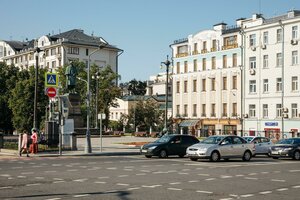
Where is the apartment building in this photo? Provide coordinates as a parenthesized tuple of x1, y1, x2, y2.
(0, 29, 122, 76)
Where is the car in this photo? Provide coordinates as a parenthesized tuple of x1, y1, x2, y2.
(270, 138, 300, 160)
(186, 135, 255, 162)
(243, 136, 273, 156)
(140, 134, 199, 158)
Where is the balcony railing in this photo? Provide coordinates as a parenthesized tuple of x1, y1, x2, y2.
(232, 113, 238, 117)
(201, 49, 208, 54)
(192, 50, 199, 55)
(176, 53, 188, 58)
(210, 47, 217, 52)
(211, 113, 216, 117)
(222, 113, 228, 117)
(222, 43, 238, 50)
(201, 113, 206, 117)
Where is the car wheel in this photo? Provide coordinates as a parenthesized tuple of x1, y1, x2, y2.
(272, 157, 279, 159)
(210, 151, 220, 162)
(242, 151, 252, 161)
(190, 158, 198, 161)
(293, 151, 300, 160)
(159, 149, 168, 158)
(145, 155, 152, 158)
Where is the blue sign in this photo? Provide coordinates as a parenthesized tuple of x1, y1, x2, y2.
(45, 73, 58, 87)
(265, 122, 278, 126)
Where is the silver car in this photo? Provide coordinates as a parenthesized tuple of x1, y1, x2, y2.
(186, 135, 255, 162)
(243, 136, 273, 156)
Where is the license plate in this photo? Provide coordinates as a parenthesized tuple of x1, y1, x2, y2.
(272, 151, 279, 155)
(141, 150, 147, 153)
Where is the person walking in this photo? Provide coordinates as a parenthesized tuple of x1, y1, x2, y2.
(19, 130, 29, 157)
(31, 129, 38, 154)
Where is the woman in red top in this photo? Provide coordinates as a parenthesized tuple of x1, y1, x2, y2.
(31, 129, 38, 154)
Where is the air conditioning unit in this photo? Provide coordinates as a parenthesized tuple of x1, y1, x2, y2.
(261, 44, 266, 49)
(243, 114, 249, 118)
(251, 46, 256, 51)
(283, 107, 289, 113)
(249, 69, 256, 75)
(282, 113, 289, 118)
(291, 39, 298, 45)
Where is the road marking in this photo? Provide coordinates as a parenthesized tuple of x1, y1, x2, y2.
(289, 169, 300, 172)
(259, 191, 272, 195)
(26, 183, 41, 186)
(169, 182, 181, 185)
(127, 187, 140, 190)
(0, 174, 11, 177)
(271, 179, 286, 182)
(0, 186, 13, 189)
(292, 185, 300, 188)
(220, 198, 233, 200)
(35, 177, 45, 179)
(106, 167, 117, 170)
(45, 198, 61, 200)
(53, 178, 64, 181)
(45, 171, 57, 173)
(220, 175, 232, 179)
(205, 178, 216, 181)
(136, 173, 146, 176)
(53, 181, 65, 184)
(188, 180, 199, 183)
(118, 175, 129, 177)
(261, 172, 269, 174)
(244, 177, 258, 180)
(197, 190, 213, 194)
(117, 183, 130, 186)
(182, 169, 191, 171)
(12, 167, 23, 169)
(52, 164, 62, 166)
(178, 172, 189, 175)
(248, 173, 257, 176)
(235, 174, 244, 177)
(276, 188, 288, 191)
(17, 176, 26, 178)
(73, 194, 90, 198)
(21, 172, 34, 175)
(168, 188, 182, 191)
(98, 176, 109, 179)
(198, 173, 210, 176)
(240, 194, 254, 197)
(94, 181, 106, 184)
(142, 185, 162, 188)
(73, 178, 88, 182)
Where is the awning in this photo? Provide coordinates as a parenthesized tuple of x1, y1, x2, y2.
(179, 120, 199, 127)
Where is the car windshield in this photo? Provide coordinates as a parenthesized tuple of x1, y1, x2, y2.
(243, 137, 254, 142)
(155, 135, 171, 143)
(201, 136, 225, 144)
(277, 139, 296, 145)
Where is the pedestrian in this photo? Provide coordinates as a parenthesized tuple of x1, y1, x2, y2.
(19, 130, 30, 157)
(31, 129, 38, 154)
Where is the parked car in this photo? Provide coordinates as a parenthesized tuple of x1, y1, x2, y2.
(140, 134, 199, 158)
(270, 138, 300, 160)
(186, 135, 255, 162)
(243, 136, 273, 156)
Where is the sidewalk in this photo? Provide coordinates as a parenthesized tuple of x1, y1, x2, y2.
(0, 136, 156, 157)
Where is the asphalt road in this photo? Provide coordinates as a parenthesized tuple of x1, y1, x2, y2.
(0, 155, 300, 200)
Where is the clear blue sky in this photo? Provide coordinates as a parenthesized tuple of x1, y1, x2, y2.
(0, 0, 299, 82)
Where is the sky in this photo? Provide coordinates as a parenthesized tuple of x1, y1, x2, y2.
(0, 0, 299, 83)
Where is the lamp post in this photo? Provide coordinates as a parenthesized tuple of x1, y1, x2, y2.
(161, 56, 171, 133)
(92, 71, 100, 129)
(33, 46, 41, 130)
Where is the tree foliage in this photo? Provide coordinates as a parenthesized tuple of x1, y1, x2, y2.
(120, 79, 147, 96)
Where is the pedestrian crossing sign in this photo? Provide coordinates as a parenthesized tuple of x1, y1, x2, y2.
(45, 73, 59, 87)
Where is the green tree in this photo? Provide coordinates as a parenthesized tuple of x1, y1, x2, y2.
(127, 79, 147, 95)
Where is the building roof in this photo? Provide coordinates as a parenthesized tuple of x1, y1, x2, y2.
(4, 40, 33, 51)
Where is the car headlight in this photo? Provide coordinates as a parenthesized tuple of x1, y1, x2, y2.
(148, 146, 157, 150)
(284, 147, 293, 151)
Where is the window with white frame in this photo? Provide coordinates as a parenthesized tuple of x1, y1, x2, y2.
(276, 78, 282, 92)
(249, 104, 256, 118)
(193, 79, 197, 92)
(249, 80, 256, 93)
(292, 76, 298, 91)
(202, 104, 206, 117)
(276, 104, 282, 117)
(263, 55, 268, 68)
(184, 104, 188, 116)
(263, 104, 268, 118)
(249, 57, 256, 69)
(292, 50, 298, 65)
(292, 26, 298, 40)
(193, 104, 197, 117)
(176, 105, 180, 116)
(263, 31, 268, 44)
(184, 80, 188, 93)
(176, 62, 180, 74)
(291, 103, 298, 118)
(249, 34, 256, 46)
(263, 79, 269, 93)
(67, 47, 79, 55)
(276, 53, 282, 67)
(277, 29, 282, 43)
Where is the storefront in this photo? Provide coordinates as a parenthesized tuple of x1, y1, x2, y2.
(178, 119, 200, 136)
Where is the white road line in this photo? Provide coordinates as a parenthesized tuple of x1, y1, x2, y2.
(52, 164, 62, 166)
(106, 167, 117, 170)
(117, 183, 130, 186)
(168, 188, 182, 191)
(98, 176, 109, 179)
(35, 177, 45, 179)
(244, 177, 258, 180)
(26, 183, 41, 186)
(73, 178, 88, 182)
(205, 178, 216, 181)
(197, 190, 213, 194)
(178, 172, 189, 175)
(94, 181, 106, 184)
(127, 187, 140, 191)
(169, 182, 181, 185)
(0, 186, 13, 189)
(235, 175, 244, 177)
(220, 198, 233, 200)
(53, 181, 65, 184)
(289, 169, 300, 172)
(118, 175, 129, 177)
(17, 176, 26, 178)
(292, 185, 300, 188)
(240, 194, 254, 197)
(136, 173, 146, 176)
(142, 185, 162, 188)
(45, 171, 56, 173)
(271, 179, 286, 182)
(259, 191, 272, 195)
(182, 169, 191, 171)
(73, 194, 90, 198)
(276, 188, 288, 191)
(45, 198, 61, 200)
(53, 178, 64, 181)
(198, 173, 210, 176)
(0, 174, 10, 177)
(21, 172, 34, 175)
(261, 172, 269, 174)
(12, 167, 23, 169)
(220, 175, 232, 179)
(248, 173, 257, 176)
(188, 180, 199, 183)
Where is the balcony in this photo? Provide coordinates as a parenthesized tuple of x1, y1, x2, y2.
(201, 49, 208, 54)
(211, 113, 216, 117)
(176, 53, 188, 58)
(192, 50, 199, 55)
(210, 47, 217, 52)
(222, 43, 238, 50)
(222, 113, 228, 117)
(201, 113, 206, 117)
(231, 113, 238, 117)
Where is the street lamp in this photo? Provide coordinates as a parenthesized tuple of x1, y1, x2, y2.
(33, 46, 41, 130)
(92, 71, 101, 129)
(161, 56, 171, 133)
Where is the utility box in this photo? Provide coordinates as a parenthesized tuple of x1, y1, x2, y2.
(45, 121, 59, 147)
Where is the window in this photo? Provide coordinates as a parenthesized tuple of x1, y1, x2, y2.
(276, 53, 282, 67)
(249, 104, 256, 118)
(194, 43, 198, 52)
(232, 53, 237, 67)
(292, 26, 298, 40)
(276, 78, 282, 92)
(51, 48, 56, 56)
(202, 79, 206, 91)
(211, 104, 216, 117)
(223, 77, 227, 90)
(276, 104, 282, 117)
(176, 62, 180, 74)
(193, 59, 197, 72)
(184, 81, 188, 93)
(232, 103, 237, 116)
(223, 55, 227, 68)
(57, 47, 61, 54)
(263, 55, 268, 68)
(292, 51, 298, 65)
(184, 104, 188, 117)
(212, 39, 217, 51)
(211, 56, 216, 69)
(249, 80, 256, 93)
(263, 104, 268, 118)
(176, 81, 180, 93)
(176, 105, 180, 116)
(202, 58, 206, 71)
(232, 76, 237, 89)
(86, 49, 89, 56)
(202, 104, 206, 117)
(249, 34, 256, 46)
(184, 61, 188, 73)
(249, 57, 256, 69)
(192, 80, 197, 92)
(292, 103, 298, 118)
(52, 61, 56, 68)
(277, 29, 283, 43)
(203, 41, 207, 51)
(67, 47, 79, 55)
(193, 104, 197, 117)
(263, 31, 268, 44)
(222, 103, 227, 117)
(211, 78, 216, 91)
(292, 76, 298, 91)
(263, 79, 269, 93)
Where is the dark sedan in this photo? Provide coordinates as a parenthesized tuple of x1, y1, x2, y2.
(270, 138, 300, 160)
(140, 134, 199, 158)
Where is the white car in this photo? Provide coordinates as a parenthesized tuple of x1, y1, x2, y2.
(186, 135, 255, 162)
(243, 136, 273, 156)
